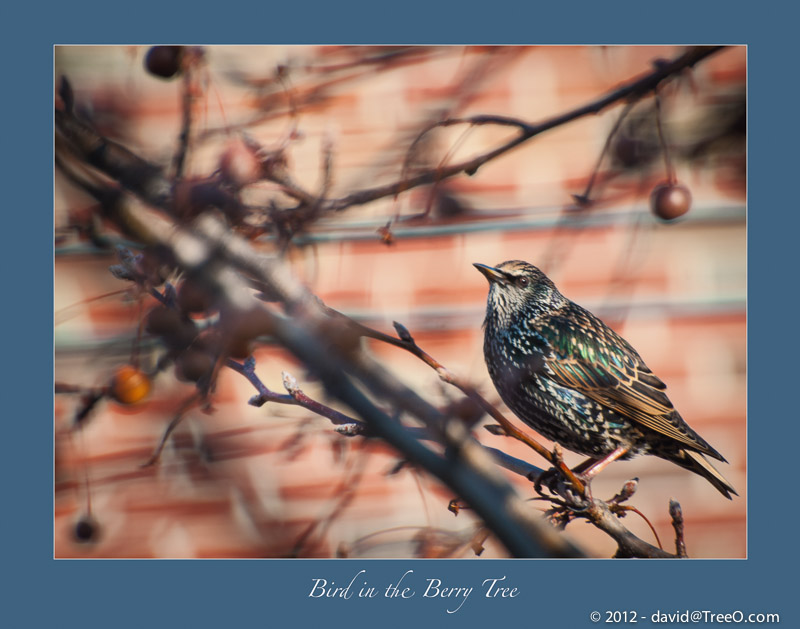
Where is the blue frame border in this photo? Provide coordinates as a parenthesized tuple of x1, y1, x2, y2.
(8, 1, 795, 626)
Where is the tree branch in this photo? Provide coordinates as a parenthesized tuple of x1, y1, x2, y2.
(323, 46, 725, 214)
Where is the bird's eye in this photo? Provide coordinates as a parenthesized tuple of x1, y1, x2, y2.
(518, 277, 529, 288)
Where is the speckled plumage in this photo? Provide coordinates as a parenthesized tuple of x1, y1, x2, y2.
(476, 260, 736, 499)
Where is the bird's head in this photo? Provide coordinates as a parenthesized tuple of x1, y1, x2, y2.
(474, 260, 565, 327)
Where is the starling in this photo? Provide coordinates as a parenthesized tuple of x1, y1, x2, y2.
(475, 260, 736, 499)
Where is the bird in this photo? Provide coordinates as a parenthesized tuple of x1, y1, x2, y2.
(475, 260, 737, 499)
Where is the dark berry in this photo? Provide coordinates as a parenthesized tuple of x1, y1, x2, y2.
(145, 305, 183, 336)
(145, 305, 198, 350)
(145, 46, 183, 79)
(220, 307, 274, 358)
(175, 348, 215, 383)
(137, 249, 170, 287)
(650, 182, 692, 221)
(73, 515, 100, 544)
(177, 277, 214, 314)
(613, 136, 642, 168)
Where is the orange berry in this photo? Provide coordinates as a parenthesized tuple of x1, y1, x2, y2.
(111, 365, 151, 405)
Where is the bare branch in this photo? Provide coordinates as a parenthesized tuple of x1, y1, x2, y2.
(323, 46, 725, 214)
(142, 392, 203, 467)
(595, 498, 676, 559)
(281, 370, 369, 433)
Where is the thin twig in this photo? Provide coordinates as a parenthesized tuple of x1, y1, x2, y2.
(654, 89, 676, 183)
(591, 497, 676, 558)
(281, 370, 368, 432)
(290, 450, 371, 556)
(142, 392, 202, 467)
(610, 504, 663, 550)
(225, 358, 369, 433)
(574, 99, 638, 205)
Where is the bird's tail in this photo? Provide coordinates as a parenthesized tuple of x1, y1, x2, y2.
(671, 449, 738, 499)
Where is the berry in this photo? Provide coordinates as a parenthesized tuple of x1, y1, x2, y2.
(613, 136, 645, 168)
(177, 278, 214, 314)
(145, 46, 183, 79)
(137, 249, 170, 287)
(111, 365, 151, 404)
(144, 305, 198, 350)
(145, 305, 183, 336)
(175, 348, 215, 383)
(220, 307, 274, 359)
(650, 182, 692, 221)
(73, 515, 100, 544)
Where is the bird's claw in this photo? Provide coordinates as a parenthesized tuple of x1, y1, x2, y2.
(533, 467, 561, 496)
(534, 466, 592, 510)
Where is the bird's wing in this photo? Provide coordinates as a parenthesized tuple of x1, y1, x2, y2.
(539, 308, 722, 459)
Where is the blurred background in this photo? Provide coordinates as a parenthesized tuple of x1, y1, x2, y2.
(55, 45, 746, 558)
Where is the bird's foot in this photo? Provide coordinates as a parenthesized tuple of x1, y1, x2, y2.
(539, 472, 593, 529)
(534, 466, 593, 511)
(533, 443, 593, 509)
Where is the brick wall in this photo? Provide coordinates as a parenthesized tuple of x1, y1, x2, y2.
(55, 45, 746, 558)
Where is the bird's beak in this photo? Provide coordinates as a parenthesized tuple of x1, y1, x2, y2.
(473, 263, 506, 285)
